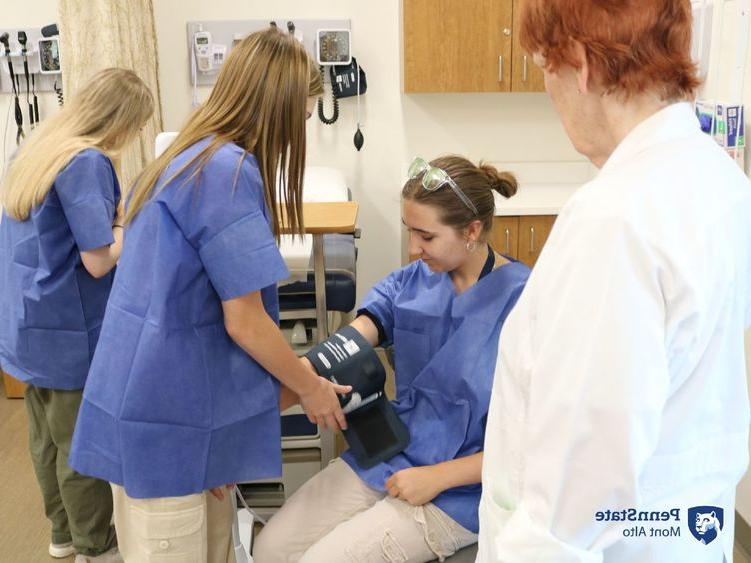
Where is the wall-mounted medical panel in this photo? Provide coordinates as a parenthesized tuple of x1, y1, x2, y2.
(0, 27, 62, 94)
(186, 19, 351, 87)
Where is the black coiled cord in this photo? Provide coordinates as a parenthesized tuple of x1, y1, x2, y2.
(53, 80, 64, 106)
(317, 66, 338, 125)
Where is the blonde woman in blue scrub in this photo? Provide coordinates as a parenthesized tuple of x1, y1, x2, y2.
(69, 28, 350, 562)
(0, 68, 154, 562)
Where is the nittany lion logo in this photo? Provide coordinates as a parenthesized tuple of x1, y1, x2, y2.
(688, 506, 724, 545)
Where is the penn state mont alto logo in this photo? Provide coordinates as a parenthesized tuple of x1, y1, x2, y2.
(687, 506, 723, 545)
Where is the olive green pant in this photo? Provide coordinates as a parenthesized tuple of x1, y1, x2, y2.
(25, 385, 117, 556)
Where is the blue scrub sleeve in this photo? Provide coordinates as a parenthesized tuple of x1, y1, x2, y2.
(56, 150, 117, 252)
(358, 268, 406, 347)
(194, 158, 289, 301)
(199, 210, 289, 300)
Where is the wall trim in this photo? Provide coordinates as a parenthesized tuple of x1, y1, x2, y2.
(737, 511, 751, 554)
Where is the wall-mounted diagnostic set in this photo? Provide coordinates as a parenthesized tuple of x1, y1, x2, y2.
(187, 19, 367, 151)
(1, 23, 63, 145)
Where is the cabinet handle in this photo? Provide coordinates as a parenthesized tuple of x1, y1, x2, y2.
(498, 56, 504, 82)
(504, 228, 510, 254)
(503, 28, 512, 36)
(529, 226, 536, 252)
(523, 55, 528, 82)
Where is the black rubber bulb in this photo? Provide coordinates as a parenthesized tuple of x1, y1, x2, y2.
(354, 126, 364, 151)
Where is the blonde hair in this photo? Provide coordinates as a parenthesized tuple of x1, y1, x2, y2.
(1, 68, 154, 220)
(125, 27, 324, 238)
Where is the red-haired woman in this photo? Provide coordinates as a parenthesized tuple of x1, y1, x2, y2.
(479, 1, 751, 561)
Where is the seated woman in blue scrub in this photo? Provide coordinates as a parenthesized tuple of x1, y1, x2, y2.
(0, 68, 153, 561)
(255, 156, 531, 563)
(68, 28, 350, 563)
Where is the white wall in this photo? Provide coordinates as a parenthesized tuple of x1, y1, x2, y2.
(742, 4, 751, 527)
(0, 0, 59, 174)
(152, 0, 582, 300)
(1, 1, 583, 298)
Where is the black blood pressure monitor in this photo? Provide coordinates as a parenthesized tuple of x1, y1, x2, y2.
(305, 326, 410, 468)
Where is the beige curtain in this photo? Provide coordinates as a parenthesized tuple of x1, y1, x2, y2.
(58, 0, 164, 191)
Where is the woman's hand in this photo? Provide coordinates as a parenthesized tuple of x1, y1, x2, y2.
(385, 466, 446, 506)
(222, 293, 351, 431)
(209, 484, 235, 501)
(298, 375, 351, 432)
(277, 357, 319, 411)
(80, 200, 125, 277)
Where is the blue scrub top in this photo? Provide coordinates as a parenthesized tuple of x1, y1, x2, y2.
(343, 257, 530, 532)
(0, 149, 119, 390)
(69, 139, 290, 499)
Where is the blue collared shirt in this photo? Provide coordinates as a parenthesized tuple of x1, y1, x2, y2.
(70, 140, 290, 498)
(0, 149, 119, 390)
(345, 257, 530, 532)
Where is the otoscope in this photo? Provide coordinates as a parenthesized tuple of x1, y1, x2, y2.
(0, 32, 24, 143)
(17, 31, 35, 130)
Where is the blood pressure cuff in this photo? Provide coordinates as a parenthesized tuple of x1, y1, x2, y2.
(304, 326, 410, 469)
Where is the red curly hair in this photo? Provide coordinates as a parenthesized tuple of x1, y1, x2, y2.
(520, 0, 701, 100)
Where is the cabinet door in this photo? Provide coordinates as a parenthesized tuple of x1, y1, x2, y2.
(490, 216, 519, 258)
(510, 0, 546, 92)
(517, 215, 555, 267)
(403, 0, 513, 92)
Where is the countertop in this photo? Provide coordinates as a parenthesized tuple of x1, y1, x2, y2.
(494, 183, 583, 216)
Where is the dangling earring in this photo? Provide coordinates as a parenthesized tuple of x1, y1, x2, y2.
(466, 240, 477, 252)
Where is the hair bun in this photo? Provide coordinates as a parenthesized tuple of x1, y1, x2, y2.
(479, 163, 518, 199)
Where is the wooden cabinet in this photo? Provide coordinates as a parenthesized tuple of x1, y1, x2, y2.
(489, 216, 519, 259)
(403, 0, 545, 93)
(408, 215, 556, 267)
(510, 0, 545, 92)
(516, 215, 555, 266)
(491, 215, 556, 267)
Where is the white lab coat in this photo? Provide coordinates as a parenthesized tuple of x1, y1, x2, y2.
(478, 103, 751, 562)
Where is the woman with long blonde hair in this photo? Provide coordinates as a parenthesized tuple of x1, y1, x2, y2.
(0, 67, 154, 562)
(69, 28, 349, 562)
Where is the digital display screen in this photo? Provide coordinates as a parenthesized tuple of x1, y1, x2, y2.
(39, 39, 60, 72)
(196, 36, 208, 45)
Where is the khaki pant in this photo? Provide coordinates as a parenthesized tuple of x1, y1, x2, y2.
(25, 385, 117, 556)
(111, 484, 236, 563)
(253, 458, 477, 563)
